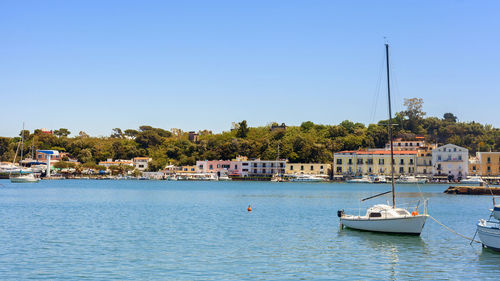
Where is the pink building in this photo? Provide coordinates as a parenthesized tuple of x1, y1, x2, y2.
(196, 160, 235, 176)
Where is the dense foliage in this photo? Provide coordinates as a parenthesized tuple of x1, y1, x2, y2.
(1, 99, 499, 171)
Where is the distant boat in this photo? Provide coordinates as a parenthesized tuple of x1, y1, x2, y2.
(218, 175, 231, 181)
(289, 174, 325, 182)
(338, 43, 429, 235)
(10, 173, 40, 183)
(373, 175, 387, 184)
(461, 176, 484, 185)
(346, 175, 373, 183)
(395, 175, 427, 184)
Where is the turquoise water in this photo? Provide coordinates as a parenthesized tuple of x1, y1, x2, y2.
(1, 180, 499, 280)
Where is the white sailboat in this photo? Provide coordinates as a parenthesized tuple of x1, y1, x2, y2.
(477, 197, 500, 251)
(338, 43, 428, 235)
(9, 123, 41, 183)
(271, 144, 283, 182)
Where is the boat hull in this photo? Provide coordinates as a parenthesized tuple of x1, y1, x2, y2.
(341, 215, 428, 235)
(10, 178, 40, 183)
(477, 220, 500, 251)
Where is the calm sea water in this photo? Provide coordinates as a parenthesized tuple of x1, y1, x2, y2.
(0, 179, 499, 280)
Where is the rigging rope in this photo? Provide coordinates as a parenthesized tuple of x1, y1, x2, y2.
(428, 215, 481, 244)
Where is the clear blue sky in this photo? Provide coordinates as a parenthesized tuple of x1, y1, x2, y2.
(1, 0, 499, 137)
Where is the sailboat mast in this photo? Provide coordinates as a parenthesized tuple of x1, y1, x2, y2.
(385, 44, 396, 208)
(20, 122, 24, 164)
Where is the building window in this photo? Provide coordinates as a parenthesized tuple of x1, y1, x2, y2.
(379, 159, 384, 165)
(271, 163, 274, 167)
(253, 169, 257, 173)
(399, 167, 404, 173)
(487, 157, 491, 164)
(357, 159, 363, 164)
(423, 169, 427, 174)
(310, 165, 314, 171)
(409, 159, 413, 165)
(243, 169, 248, 172)
(243, 163, 248, 166)
(253, 163, 257, 167)
(209, 165, 213, 169)
(320, 165, 324, 169)
(280, 163, 284, 167)
(337, 159, 342, 165)
(290, 165, 294, 170)
(262, 169, 266, 173)
(262, 163, 266, 167)
(337, 167, 342, 173)
(400, 159, 404, 165)
(301, 165, 304, 171)
(348, 159, 352, 165)
(438, 156, 442, 161)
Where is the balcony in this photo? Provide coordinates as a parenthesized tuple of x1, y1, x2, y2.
(437, 159, 463, 162)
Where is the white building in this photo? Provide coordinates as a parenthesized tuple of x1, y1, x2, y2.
(432, 144, 468, 180)
(133, 157, 152, 171)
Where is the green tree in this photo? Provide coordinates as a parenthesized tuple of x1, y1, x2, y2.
(402, 98, 425, 131)
(54, 128, 71, 137)
(443, 113, 457, 123)
(236, 120, 249, 138)
(111, 128, 123, 138)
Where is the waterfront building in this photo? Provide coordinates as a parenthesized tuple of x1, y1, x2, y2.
(469, 152, 500, 176)
(133, 157, 152, 171)
(285, 163, 330, 175)
(334, 149, 417, 177)
(178, 165, 197, 174)
(226, 156, 286, 178)
(36, 150, 65, 163)
(432, 144, 468, 180)
(196, 160, 233, 176)
(416, 143, 437, 178)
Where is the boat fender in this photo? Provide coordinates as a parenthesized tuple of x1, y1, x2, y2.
(411, 211, 418, 216)
(337, 209, 344, 218)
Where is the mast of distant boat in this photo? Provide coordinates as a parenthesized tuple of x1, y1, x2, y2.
(385, 43, 396, 209)
(20, 122, 24, 166)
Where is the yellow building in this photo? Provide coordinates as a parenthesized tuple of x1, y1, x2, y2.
(415, 144, 436, 177)
(285, 163, 331, 175)
(334, 149, 417, 176)
(469, 152, 500, 176)
(177, 165, 197, 174)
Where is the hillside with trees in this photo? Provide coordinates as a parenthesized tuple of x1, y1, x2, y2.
(1, 99, 498, 171)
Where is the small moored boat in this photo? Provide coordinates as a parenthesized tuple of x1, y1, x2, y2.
(477, 219, 500, 251)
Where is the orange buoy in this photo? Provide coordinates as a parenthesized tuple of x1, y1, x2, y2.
(247, 204, 252, 212)
(412, 211, 418, 216)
